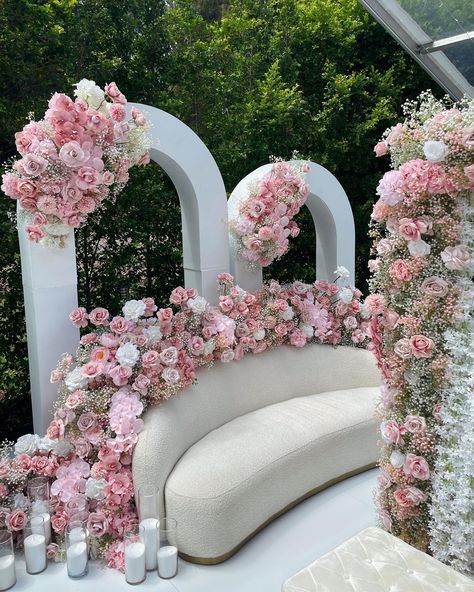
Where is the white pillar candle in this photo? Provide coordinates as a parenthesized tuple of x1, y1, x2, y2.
(124, 542, 146, 585)
(66, 541, 88, 578)
(37, 513, 51, 544)
(0, 555, 16, 591)
(24, 534, 46, 574)
(139, 518, 158, 571)
(68, 527, 87, 545)
(157, 546, 178, 579)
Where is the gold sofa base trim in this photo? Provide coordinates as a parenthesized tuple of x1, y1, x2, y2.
(179, 462, 377, 565)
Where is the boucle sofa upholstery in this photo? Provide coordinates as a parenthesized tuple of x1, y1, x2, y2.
(133, 344, 380, 563)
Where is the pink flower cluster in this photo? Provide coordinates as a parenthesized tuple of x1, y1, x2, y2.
(367, 94, 473, 552)
(2, 79, 150, 246)
(230, 161, 310, 267)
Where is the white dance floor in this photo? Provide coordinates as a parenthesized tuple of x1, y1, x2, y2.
(13, 469, 377, 592)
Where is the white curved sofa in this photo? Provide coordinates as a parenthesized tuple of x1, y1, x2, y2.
(132, 343, 380, 564)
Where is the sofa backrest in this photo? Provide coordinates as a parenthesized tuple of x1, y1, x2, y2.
(132, 343, 380, 513)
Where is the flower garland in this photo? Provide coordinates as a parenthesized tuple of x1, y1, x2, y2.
(367, 92, 473, 561)
(0, 273, 370, 569)
(1, 79, 151, 247)
(229, 161, 310, 267)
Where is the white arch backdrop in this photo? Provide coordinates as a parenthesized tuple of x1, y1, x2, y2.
(19, 104, 229, 434)
(228, 161, 355, 292)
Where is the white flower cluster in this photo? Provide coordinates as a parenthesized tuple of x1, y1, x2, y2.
(429, 200, 474, 575)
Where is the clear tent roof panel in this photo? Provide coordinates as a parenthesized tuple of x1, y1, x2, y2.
(359, 0, 474, 100)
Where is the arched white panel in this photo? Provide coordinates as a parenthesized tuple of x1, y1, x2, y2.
(228, 160, 355, 291)
(19, 104, 229, 434)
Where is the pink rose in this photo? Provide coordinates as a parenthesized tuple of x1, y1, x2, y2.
(76, 166, 100, 190)
(110, 316, 129, 334)
(289, 329, 306, 348)
(47, 543, 60, 560)
(77, 412, 97, 432)
(89, 307, 109, 326)
(170, 287, 188, 305)
(25, 225, 45, 242)
(157, 308, 173, 323)
(219, 296, 234, 313)
(403, 453, 430, 481)
(0, 484, 8, 497)
(441, 245, 470, 271)
(47, 419, 65, 440)
(51, 509, 69, 534)
(87, 511, 109, 538)
(410, 334, 434, 359)
(6, 509, 26, 532)
(81, 361, 103, 379)
(105, 82, 126, 104)
(189, 336, 204, 355)
(74, 437, 92, 458)
(433, 403, 444, 422)
(374, 141, 388, 157)
(404, 415, 426, 434)
(274, 323, 288, 337)
(132, 374, 150, 395)
(69, 307, 88, 328)
(131, 107, 146, 127)
(220, 349, 235, 363)
(398, 218, 420, 242)
(421, 276, 449, 298)
(59, 141, 88, 168)
(66, 390, 86, 410)
(380, 420, 405, 445)
(19, 153, 48, 176)
(141, 350, 160, 368)
(394, 486, 427, 508)
(394, 338, 411, 359)
(382, 308, 399, 330)
(109, 365, 132, 386)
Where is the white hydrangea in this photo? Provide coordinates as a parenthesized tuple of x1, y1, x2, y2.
(302, 325, 314, 338)
(14, 493, 29, 510)
(390, 450, 405, 468)
(408, 239, 431, 257)
(423, 140, 448, 162)
(37, 437, 55, 454)
(50, 439, 73, 457)
(143, 326, 162, 345)
(281, 306, 295, 321)
(65, 367, 88, 392)
(253, 329, 265, 341)
(203, 338, 216, 356)
(86, 478, 107, 501)
(74, 79, 105, 110)
(14, 434, 40, 456)
(339, 287, 353, 304)
(359, 303, 371, 320)
(116, 342, 140, 367)
(122, 299, 146, 321)
(188, 296, 208, 315)
(334, 266, 350, 279)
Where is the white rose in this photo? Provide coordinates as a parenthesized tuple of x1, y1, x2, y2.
(334, 266, 350, 279)
(13, 493, 29, 510)
(376, 239, 393, 256)
(73, 79, 105, 110)
(143, 326, 162, 345)
(302, 325, 314, 338)
(203, 338, 216, 355)
(359, 303, 371, 320)
(50, 439, 73, 457)
(116, 342, 140, 367)
(281, 306, 294, 321)
(14, 434, 40, 456)
(162, 367, 180, 384)
(65, 367, 88, 392)
(122, 299, 146, 321)
(253, 329, 266, 341)
(390, 450, 405, 468)
(85, 478, 107, 501)
(423, 140, 448, 162)
(339, 287, 353, 304)
(408, 239, 431, 257)
(188, 296, 208, 315)
(37, 437, 55, 454)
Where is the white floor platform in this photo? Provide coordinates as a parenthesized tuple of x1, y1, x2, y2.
(12, 469, 378, 592)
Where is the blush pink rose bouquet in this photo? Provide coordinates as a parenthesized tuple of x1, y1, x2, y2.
(229, 160, 310, 268)
(2, 79, 150, 247)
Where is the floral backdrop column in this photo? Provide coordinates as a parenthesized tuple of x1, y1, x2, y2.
(367, 92, 474, 573)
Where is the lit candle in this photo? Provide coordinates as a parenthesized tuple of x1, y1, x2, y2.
(66, 542, 88, 578)
(157, 546, 178, 579)
(139, 518, 158, 571)
(0, 555, 16, 591)
(124, 541, 146, 585)
(24, 534, 46, 574)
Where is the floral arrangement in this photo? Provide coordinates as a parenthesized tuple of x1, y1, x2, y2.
(368, 91, 473, 571)
(1, 79, 150, 247)
(0, 272, 370, 569)
(229, 161, 310, 267)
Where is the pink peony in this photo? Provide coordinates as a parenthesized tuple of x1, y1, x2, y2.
(409, 334, 434, 359)
(364, 294, 386, 316)
(389, 260, 412, 284)
(376, 170, 404, 205)
(289, 329, 306, 348)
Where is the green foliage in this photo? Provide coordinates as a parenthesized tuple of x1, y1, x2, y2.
(0, 0, 437, 439)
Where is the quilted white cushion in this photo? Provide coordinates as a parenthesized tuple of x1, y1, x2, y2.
(165, 386, 379, 560)
(282, 526, 474, 591)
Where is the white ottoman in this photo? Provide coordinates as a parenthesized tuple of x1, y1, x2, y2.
(282, 527, 474, 591)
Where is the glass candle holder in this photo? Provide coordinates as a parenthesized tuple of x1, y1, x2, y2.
(24, 514, 47, 575)
(66, 522, 88, 578)
(137, 486, 159, 571)
(27, 477, 51, 544)
(0, 531, 16, 591)
(124, 524, 146, 585)
(157, 518, 178, 579)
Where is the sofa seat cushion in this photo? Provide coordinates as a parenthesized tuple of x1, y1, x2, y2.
(165, 386, 379, 562)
